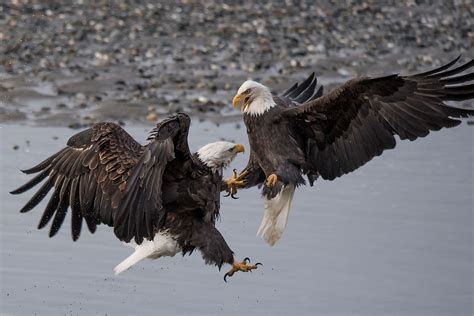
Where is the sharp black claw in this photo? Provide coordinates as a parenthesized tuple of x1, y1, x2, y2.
(231, 192, 239, 199)
(224, 273, 230, 283)
(243, 257, 250, 264)
(255, 262, 262, 266)
(224, 191, 230, 197)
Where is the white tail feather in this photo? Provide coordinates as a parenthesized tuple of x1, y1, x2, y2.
(113, 232, 180, 275)
(114, 240, 156, 275)
(257, 184, 295, 246)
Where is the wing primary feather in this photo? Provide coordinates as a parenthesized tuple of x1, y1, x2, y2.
(427, 59, 474, 79)
(49, 179, 71, 237)
(294, 77, 318, 103)
(411, 55, 461, 77)
(18, 179, 54, 213)
(20, 149, 65, 174)
(312, 86, 324, 100)
(93, 182, 104, 215)
(440, 72, 474, 84)
(134, 187, 146, 244)
(37, 186, 61, 229)
(442, 83, 474, 95)
(115, 179, 141, 242)
(99, 194, 113, 225)
(10, 167, 51, 194)
(440, 92, 474, 101)
(59, 152, 80, 174)
(69, 177, 82, 241)
(282, 82, 299, 97)
(287, 72, 315, 99)
(52, 150, 75, 173)
(85, 217, 97, 234)
(84, 174, 98, 213)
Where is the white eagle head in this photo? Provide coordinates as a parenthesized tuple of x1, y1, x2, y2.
(197, 141, 244, 172)
(232, 80, 276, 116)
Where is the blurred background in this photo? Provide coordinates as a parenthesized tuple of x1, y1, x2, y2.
(1, 0, 473, 126)
(1, 1, 473, 315)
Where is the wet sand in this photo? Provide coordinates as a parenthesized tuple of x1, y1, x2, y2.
(1, 122, 472, 315)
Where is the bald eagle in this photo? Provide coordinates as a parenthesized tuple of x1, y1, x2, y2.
(227, 56, 474, 246)
(11, 113, 260, 280)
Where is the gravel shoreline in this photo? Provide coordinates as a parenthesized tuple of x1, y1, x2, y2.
(1, 1, 473, 127)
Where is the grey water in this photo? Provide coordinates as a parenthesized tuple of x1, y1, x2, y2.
(1, 121, 472, 315)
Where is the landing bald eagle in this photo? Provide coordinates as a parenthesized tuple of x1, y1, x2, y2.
(11, 113, 260, 280)
(227, 56, 474, 246)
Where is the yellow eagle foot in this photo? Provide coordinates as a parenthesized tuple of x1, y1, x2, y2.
(224, 169, 249, 199)
(224, 257, 262, 282)
(265, 173, 278, 187)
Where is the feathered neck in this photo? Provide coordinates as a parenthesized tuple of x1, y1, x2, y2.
(198, 156, 225, 174)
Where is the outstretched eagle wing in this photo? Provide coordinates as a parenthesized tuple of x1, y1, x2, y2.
(279, 56, 474, 180)
(11, 113, 192, 244)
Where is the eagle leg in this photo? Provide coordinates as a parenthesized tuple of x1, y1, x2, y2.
(265, 173, 278, 187)
(224, 257, 262, 282)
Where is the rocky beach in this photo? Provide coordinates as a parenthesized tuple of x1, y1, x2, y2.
(1, 0, 473, 127)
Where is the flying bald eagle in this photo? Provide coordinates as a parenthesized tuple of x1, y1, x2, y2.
(227, 56, 474, 246)
(11, 113, 260, 280)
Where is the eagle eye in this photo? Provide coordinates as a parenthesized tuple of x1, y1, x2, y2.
(244, 88, 251, 94)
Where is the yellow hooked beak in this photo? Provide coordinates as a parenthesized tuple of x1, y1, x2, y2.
(232, 94, 250, 112)
(233, 144, 245, 153)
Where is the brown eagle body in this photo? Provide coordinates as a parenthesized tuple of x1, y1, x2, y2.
(10, 113, 258, 276)
(229, 56, 474, 246)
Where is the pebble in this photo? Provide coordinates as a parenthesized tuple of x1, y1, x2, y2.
(146, 112, 158, 122)
(197, 96, 208, 104)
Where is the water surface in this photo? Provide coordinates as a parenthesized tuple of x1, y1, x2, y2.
(1, 122, 472, 315)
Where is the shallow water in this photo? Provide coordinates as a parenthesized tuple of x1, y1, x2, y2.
(1, 122, 473, 315)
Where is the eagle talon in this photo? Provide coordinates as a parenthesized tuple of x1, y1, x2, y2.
(265, 173, 278, 187)
(224, 169, 248, 199)
(223, 257, 262, 282)
(237, 169, 250, 180)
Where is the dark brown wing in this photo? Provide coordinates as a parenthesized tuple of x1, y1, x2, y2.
(280, 56, 474, 180)
(10, 123, 145, 241)
(11, 114, 191, 244)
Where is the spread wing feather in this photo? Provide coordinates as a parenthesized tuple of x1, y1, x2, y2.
(281, 56, 474, 180)
(281, 72, 324, 105)
(11, 114, 193, 244)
